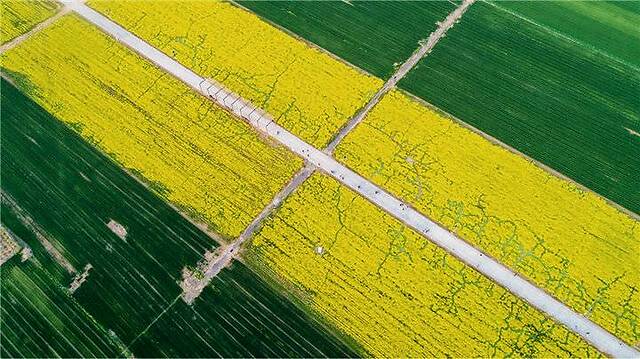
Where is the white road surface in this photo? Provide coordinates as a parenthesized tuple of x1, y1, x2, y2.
(67, 3, 638, 357)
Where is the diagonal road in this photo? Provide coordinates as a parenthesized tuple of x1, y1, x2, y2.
(60, 2, 639, 357)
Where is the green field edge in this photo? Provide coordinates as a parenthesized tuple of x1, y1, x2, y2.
(0, 75, 363, 358)
(240, 255, 368, 357)
(232, 1, 639, 218)
(397, 88, 640, 222)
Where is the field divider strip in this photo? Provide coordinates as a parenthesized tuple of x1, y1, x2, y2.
(0, 0, 77, 54)
(65, 3, 637, 356)
(324, 0, 475, 154)
(180, 164, 315, 304)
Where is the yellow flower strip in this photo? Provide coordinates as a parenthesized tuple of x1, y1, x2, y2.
(88, 0, 382, 148)
(1, 0, 58, 44)
(1, 14, 302, 239)
(335, 90, 640, 344)
(248, 173, 598, 357)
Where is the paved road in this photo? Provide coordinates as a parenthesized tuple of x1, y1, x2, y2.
(67, 3, 637, 357)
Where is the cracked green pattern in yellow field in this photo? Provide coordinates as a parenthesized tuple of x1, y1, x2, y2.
(88, 0, 382, 148)
(335, 90, 640, 345)
(248, 173, 599, 357)
(1, 14, 301, 239)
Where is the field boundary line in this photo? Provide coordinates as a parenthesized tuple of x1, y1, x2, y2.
(64, 3, 638, 356)
(232, 0, 639, 219)
(229, 1, 376, 79)
(0, 1, 73, 55)
(400, 89, 640, 221)
(325, 0, 475, 154)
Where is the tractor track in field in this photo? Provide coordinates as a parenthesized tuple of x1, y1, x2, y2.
(56, 2, 638, 356)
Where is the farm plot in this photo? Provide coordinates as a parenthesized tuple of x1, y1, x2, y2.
(494, 1, 640, 68)
(1, 77, 216, 342)
(1, 80, 358, 356)
(1, 14, 302, 239)
(2, 203, 122, 357)
(335, 90, 640, 346)
(88, 0, 382, 148)
(246, 173, 598, 357)
(0, 0, 58, 44)
(236, 1, 455, 79)
(399, 1, 640, 214)
(128, 263, 357, 358)
(1, 259, 123, 358)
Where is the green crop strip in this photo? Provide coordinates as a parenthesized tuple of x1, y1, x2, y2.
(399, 2, 640, 215)
(236, 1, 455, 79)
(0, 79, 357, 357)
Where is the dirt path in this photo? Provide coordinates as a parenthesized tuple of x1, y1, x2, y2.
(324, 0, 475, 153)
(180, 165, 314, 304)
(0, 2, 71, 54)
(64, 4, 637, 356)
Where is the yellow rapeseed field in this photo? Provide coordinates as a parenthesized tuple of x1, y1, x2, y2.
(335, 90, 640, 345)
(0, 0, 58, 44)
(1, 14, 302, 240)
(248, 173, 598, 357)
(88, 0, 382, 148)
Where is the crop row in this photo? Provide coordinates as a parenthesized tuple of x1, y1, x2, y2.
(335, 90, 640, 345)
(0, 78, 356, 357)
(399, 1, 640, 214)
(247, 173, 598, 357)
(1, 14, 302, 240)
(88, 0, 382, 149)
(236, 1, 455, 79)
(0, 0, 58, 44)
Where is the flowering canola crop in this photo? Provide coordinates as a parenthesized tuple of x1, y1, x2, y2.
(248, 173, 598, 357)
(1, 0, 58, 44)
(335, 90, 640, 345)
(1, 15, 302, 240)
(88, 0, 382, 148)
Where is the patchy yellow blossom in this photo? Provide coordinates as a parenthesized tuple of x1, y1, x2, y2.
(248, 173, 598, 357)
(88, 0, 382, 148)
(1, 14, 302, 239)
(335, 90, 640, 345)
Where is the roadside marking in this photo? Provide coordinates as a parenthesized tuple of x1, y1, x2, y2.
(64, 2, 638, 356)
(325, 0, 475, 153)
